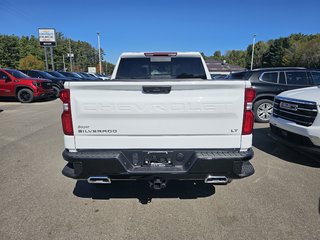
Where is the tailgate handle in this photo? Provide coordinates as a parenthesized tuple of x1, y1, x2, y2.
(142, 86, 171, 94)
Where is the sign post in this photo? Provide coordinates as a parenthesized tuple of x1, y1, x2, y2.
(38, 28, 56, 71)
(50, 47, 55, 71)
(43, 47, 49, 70)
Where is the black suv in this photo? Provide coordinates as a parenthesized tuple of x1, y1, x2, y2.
(20, 70, 65, 98)
(228, 68, 320, 122)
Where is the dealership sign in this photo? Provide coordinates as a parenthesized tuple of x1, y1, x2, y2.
(38, 28, 56, 46)
(88, 67, 96, 73)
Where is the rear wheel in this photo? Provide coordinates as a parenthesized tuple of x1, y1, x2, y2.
(254, 99, 273, 123)
(17, 88, 34, 103)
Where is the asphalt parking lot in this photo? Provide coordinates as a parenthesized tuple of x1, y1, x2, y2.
(0, 99, 319, 240)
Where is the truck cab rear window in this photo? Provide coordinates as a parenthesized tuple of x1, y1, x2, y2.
(116, 57, 206, 80)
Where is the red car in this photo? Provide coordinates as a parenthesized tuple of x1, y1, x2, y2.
(0, 69, 54, 103)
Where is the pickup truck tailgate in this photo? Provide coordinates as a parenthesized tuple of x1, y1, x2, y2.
(69, 81, 247, 149)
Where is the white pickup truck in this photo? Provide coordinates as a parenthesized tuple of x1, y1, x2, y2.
(270, 86, 320, 158)
(59, 52, 255, 189)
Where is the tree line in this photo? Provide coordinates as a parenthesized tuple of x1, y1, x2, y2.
(0, 32, 114, 74)
(1, 32, 319, 73)
(203, 33, 320, 69)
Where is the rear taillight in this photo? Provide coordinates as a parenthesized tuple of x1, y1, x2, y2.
(242, 88, 256, 135)
(59, 89, 73, 135)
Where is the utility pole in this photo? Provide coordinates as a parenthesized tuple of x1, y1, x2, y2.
(62, 55, 66, 71)
(250, 34, 256, 71)
(97, 32, 102, 74)
(69, 39, 73, 72)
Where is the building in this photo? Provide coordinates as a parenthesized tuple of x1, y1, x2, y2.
(205, 59, 246, 79)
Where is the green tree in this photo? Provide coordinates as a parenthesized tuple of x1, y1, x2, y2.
(96, 61, 115, 75)
(4, 32, 319, 72)
(0, 35, 20, 68)
(19, 54, 44, 70)
(0, 33, 113, 71)
(261, 38, 291, 67)
(51, 32, 69, 70)
(206, 33, 320, 69)
(294, 37, 320, 68)
(19, 36, 30, 59)
(19, 35, 43, 60)
(225, 50, 246, 67)
(106, 62, 115, 75)
(245, 41, 269, 68)
(211, 50, 222, 61)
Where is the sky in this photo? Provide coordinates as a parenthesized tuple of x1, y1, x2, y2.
(1, 0, 320, 63)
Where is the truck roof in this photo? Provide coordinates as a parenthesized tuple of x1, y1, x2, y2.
(120, 52, 202, 58)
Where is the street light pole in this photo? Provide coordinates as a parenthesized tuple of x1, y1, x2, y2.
(97, 32, 102, 74)
(250, 34, 256, 71)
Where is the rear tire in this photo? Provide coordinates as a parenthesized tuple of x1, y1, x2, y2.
(17, 88, 34, 103)
(254, 99, 273, 123)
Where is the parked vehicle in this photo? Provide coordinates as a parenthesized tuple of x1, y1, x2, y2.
(60, 72, 93, 81)
(228, 68, 320, 123)
(58, 71, 83, 80)
(87, 72, 110, 80)
(210, 73, 229, 80)
(21, 70, 64, 98)
(71, 72, 88, 80)
(211, 74, 228, 80)
(270, 86, 320, 159)
(45, 71, 74, 81)
(59, 52, 255, 190)
(77, 72, 100, 80)
(0, 69, 54, 103)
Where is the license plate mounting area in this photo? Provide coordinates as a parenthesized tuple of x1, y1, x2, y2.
(142, 151, 174, 167)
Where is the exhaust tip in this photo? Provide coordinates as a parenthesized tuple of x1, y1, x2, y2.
(88, 176, 111, 184)
(204, 175, 228, 184)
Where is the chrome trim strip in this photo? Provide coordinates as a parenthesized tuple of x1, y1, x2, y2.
(297, 107, 318, 112)
(273, 107, 315, 118)
(275, 96, 317, 106)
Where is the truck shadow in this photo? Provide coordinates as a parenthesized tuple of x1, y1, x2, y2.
(0, 97, 56, 103)
(253, 126, 320, 168)
(73, 180, 215, 204)
(0, 97, 17, 102)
